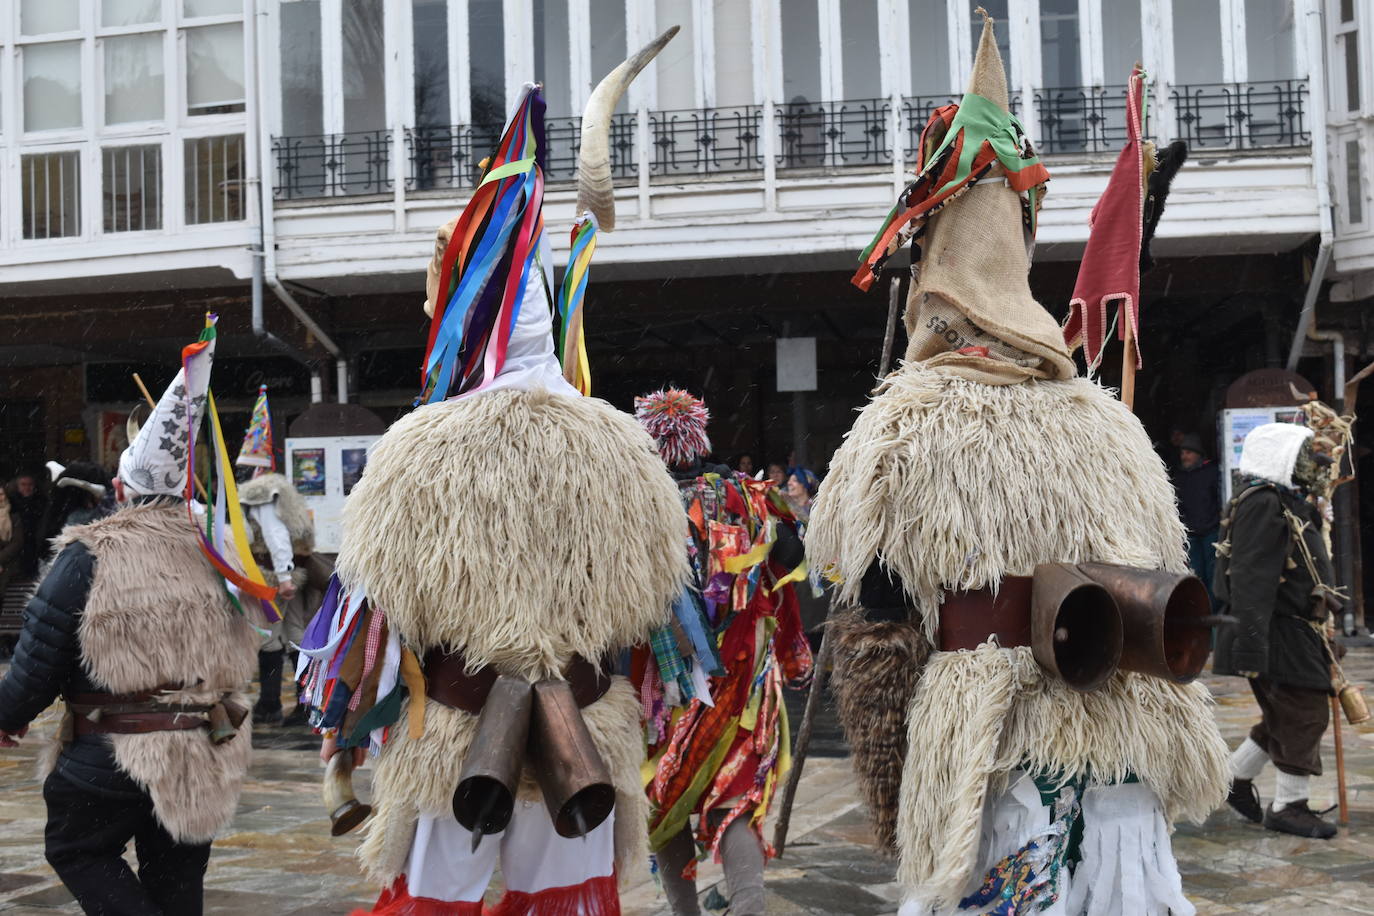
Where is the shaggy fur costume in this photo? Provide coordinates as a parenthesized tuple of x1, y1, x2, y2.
(53, 502, 259, 844)
(336, 387, 687, 888)
(239, 472, 314, 556)
(828, 613, 930, 852)
(336, 388, 688, 679)
(807, 363, 1229, 907)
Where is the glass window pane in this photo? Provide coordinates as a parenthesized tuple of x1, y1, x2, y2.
(1341, 0, 1354, 23)
(104, 145, 163, 232)
(909, 0, 950, 96)
(1173, 0, 1222, 84)
(1246, 0, 1296, 82)
(22, 152, 82, 239)
(590, 0, 627, 112)
(184, 135, 245, 223)
(973, 0, 1013, 83)
(1344, 33, 1361, 112)
(781, 0, 820, 104)
(105, 33, 165, 124)
(655, 0, 694, 110)
(343, 0, 386, 132)
(842, 0, 880, 99)
(1346, 139, 1364, 225)
(1040, 0, 1080, 87)
(24, 42, 83, 132)
(714, 0, 753, 106)
(282, 0, 323, 135)
(186, 22, 246, 114)
(103, 0, 161, 27)
(22, 0, 79, 35)
(414, 0, 451, 126)
(1102, 0, 1141, 84)
(184, 0, 243, 16)
(469, 0, 505, 130)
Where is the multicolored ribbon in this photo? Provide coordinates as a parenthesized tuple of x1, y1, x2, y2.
(419, 87, 549, 403)
(555, 213, 597, 395)
(183, 315, 280, 623)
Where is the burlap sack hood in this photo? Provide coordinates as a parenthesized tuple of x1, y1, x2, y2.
(904, 13, 1076, 383)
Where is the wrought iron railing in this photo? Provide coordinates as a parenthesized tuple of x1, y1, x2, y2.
(777, 98, 892, 169)
(1170, 79, 1309, 150)
(649, 106, 764, 176)
(1034, 85, 1131, 154)
(272, 130, 393, 200)
(271, 82, 1312, 201)
(544, 113, 637, 182)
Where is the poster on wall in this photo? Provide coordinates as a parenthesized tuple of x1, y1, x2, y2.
(1219, 407, 1307, 502)
(285, 435, 382, 553)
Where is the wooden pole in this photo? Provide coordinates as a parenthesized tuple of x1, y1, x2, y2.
(774, 275, 904, 856)
(1120, 319, 1137, 412)
(1331, 694, 1350, 826)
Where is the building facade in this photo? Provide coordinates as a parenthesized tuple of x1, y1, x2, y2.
(1, 0, 1372, 472)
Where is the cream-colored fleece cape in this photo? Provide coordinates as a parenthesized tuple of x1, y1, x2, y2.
(807, 362, 1229, 908)
(54, 501, 259, 844)
(336, 386, 690, 887)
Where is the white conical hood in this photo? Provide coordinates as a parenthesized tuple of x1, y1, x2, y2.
(118, 335, 216, 497)
(1239, 423, 1312, 488)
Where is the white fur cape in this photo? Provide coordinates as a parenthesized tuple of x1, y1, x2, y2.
(57, 501, 259, 843)
(335, 386, 690, 886)
(807, 362, 1230, 907)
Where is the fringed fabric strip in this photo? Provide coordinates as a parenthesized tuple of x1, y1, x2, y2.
(487, 874, 620, 916)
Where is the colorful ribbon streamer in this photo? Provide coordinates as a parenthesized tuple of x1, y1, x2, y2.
(555, 213, 597, 395)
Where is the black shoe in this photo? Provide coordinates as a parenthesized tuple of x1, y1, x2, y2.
(252, 705, 283, 726)
(281, 704, 310, 728)
(1263, 800, 1337, 839)
(1226, 778, 1263, 823)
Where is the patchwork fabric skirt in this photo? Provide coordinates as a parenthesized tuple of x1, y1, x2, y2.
(898, 772, 1193, 916)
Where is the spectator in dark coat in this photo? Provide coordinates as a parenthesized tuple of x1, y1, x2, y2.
(1214, 422, 1337, 840)
(7, 474, 46, 578)
(1171, 433, 1221, 602)
(38, 462, 113, 561)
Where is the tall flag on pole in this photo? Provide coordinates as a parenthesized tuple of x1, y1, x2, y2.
(1063, 68, 1148, 373)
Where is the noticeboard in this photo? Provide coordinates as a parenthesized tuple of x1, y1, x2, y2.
(284, 435, 382, 553)
(1219, 406, 1307, 502)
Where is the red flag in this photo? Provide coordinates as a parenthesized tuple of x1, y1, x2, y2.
(1063, 69, 1146, 371)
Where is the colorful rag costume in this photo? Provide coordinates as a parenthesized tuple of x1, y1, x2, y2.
(298, 32, 687, 916)
(633, 389, 813, 916)
(0, 320, 261, 913)
(807, 15, 1228, 916)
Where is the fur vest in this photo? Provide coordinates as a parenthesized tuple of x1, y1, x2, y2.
(239, 472, 314, 557)
(58, 502, 260, 843)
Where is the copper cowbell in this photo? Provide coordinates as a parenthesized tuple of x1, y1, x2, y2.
(1077, 563, 1213, 683)
(1030, 563, 1123, 692)
(527, 679, 616, 838)
(452, 675, 534, 840)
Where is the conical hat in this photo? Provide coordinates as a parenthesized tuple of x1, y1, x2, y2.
(236, 384, 275, 471)
(903, 12, 1075, 382)
(118, 328, 216, 497)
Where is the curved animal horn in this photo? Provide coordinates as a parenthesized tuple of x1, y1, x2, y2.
(323, 749, 372, 836)
(575, 25, 679, 231)
(126, 403, 148, 444)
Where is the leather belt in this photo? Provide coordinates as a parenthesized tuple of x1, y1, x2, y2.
(64, 685, 243, 737)
(423, 649, 613, 715)
(937, 575, 1033, 651)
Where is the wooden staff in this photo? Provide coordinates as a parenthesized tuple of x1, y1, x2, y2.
(1121, 315, 1136, 412)
(773, 274, 904, 856)
(132, 373, 210, 502)
(1331, 694, 1350, 825)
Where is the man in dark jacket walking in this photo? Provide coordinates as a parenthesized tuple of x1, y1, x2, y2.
(1214, 422, 1338, 839)
(1171, 433, 1221, 603)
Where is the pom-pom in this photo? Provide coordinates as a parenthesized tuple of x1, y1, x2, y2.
(634, 388, 711, 468)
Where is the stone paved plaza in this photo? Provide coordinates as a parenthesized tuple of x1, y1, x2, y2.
(1, 649, 1373, 914)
